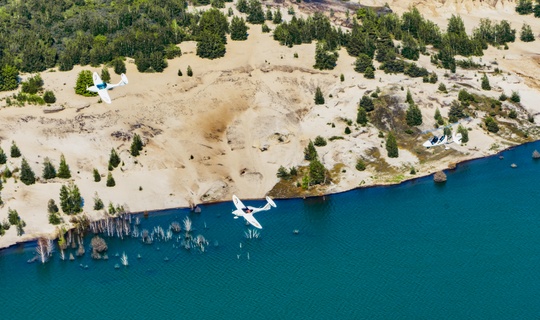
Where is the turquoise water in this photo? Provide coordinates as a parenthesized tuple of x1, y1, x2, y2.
(2, 143, 540, 319)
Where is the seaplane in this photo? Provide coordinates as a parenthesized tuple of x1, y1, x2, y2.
(87, 72, 128, 104)
(232, 195, 277, 229)
(422, 131, 462, 148)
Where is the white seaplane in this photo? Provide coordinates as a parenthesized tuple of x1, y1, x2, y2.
(87, 72, 128, 104)
(423, 131, 462, 148)
(232, 195, 277, 229)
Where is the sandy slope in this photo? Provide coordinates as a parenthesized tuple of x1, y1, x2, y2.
(1, 1, 539, 248)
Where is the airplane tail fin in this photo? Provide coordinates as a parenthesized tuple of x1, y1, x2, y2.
(117, 73, 129, 87)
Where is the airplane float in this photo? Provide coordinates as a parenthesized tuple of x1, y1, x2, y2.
(423, 131, 462, 148)
(232, 195, 277, 229)
(87, 72, 128, 104)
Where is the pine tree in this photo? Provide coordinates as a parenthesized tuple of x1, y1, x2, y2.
(304, 140, 318, 161)
(438, 82, 447, 93)
(273, 9, 282, 24)
(187, 65, 193, 77)
(434, 108, 444, 125)
(59, 185, 70, 214)
(485, 116, 499, 133)
(112, 57, 126, 75)
(481, 73, 491, 90)
(43, 90, 56, 104)
(406, 104, 423, 126)
(93, 193, 104, 210)
(42, 157, 56, 180)
(130, 133, 144, 157)
(236, 0, 248, 13)
(59, 182, 82, 215)
(313, 42, 338, 70)
(75, 70, 97, 97)
(93, 168, 101, 182)
(247, 0, 265, 24)
(357, 107, 368, 125)
(57, 154, 71, 179)
(101, 68, 111, 82)
(309, 158, 326, 185)
(520, 23, 535, 42)
(106, 172, 116, 187)
(109, 148, 121, 169)
(457, 124, 469, 143)
(0, 147, 6, 164)
(406, 89, 414, 104)
(354, 54, 373, 73)
(364, 66, 375, 79)
(359, 95, 374, 112)
(10, 141, 21, 158)
(386, 132, 399, 158)
(314, 87, 325, 105)
(20, 158, 35, 185)
(230, 16, 248, 41)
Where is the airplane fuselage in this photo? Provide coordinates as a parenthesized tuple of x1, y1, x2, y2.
(87, 82, 110, 92)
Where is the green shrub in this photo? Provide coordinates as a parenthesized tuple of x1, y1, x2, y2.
(106, 172, 116, 187)
(314, 136, 327, 147)
(314, 86, 325, 105)
(187, 65, 193, 77)
(510, 91, 521, 103)
(10, 141, 21, 158)
(43, 90, 56, 104)
(344, 126, 351, 134)
(93, 168, 101, 182)
(355, 158, 366, 171)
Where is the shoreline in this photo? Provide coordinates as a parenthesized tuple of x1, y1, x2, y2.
(2, 139, 535, 251)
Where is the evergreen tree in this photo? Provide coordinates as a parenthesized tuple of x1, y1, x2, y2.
(21, 74, 44, 94)
(93, 168, 101, 182)
(386, 132, 399, 158)
(230, 17, 249, 41)
(187, 65, 193, 77)
(43, 90, 56, 104)
(59, 182, 82, 215)
(406, 89, 414, 104)
(109, 148, 121, 169)
(516, 0, 534, 14)
(434, 108, 444, 125)
(42, 157, 56, 180)
(364, 66, 375, 79)
(485, 116, 499, 133)
(236, 0, 248, 13)
(261, 24, 270, 33)
(438, 82, 447, 93)
(0, 65, 19, 91)
(101, 68, 111, 82)
(112, 58, 126, 75)
(359, 95, 374, 112)
(357, 107, 368, 125)
(534, 1, 540, 17)
(48, 199, 59, 214)
(75, 70, 98, 97)
(304, 140, 318, 161)
(247, 0, 265, 24)
(93, 193, 104, 210)
(57, 154, 71, 179)
(354, 54, 374, 73)
(313, 42, 338, 70)
(406, 104, 423, 126)
(106, 172, 116, 187)
(511, 91, 521, 103)
(266, 8, 273, 21)
(448, 100, 466, 123)
(273, 9, 282, 24)
(4, 166, 12, 178)
(0, 147, 6, 164)
(481, 73, 491, 90)
(130, 134, 144, 157)
(314, 87, 325, 105)
(520, 23, 535, 42)
(20, 158, 36, 185)
(457, 124, 469, 143)
(197, 31, 226, 59)
(309, 158, 326, 185)
(8, 208, 20, 225)
(10, 141, 21, 158)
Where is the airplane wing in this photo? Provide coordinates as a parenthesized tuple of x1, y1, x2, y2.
(92, 72, 102, 86)
(98, 90, 112, 104)
(233, 195, 247, 211)
(242, 213, 262, 229)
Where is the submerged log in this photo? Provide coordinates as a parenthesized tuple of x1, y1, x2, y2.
(433, 171, 447, 183)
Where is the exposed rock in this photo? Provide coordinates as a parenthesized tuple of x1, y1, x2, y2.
(533, 150, 540, 159)
(42, 105, 65, 113)
(433, 171, 447, 183)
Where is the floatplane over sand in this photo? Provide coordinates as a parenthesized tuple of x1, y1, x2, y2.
(423, 129, 463, 149)
(87, 72, 128, 104)
(232, 195, 277, 229)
